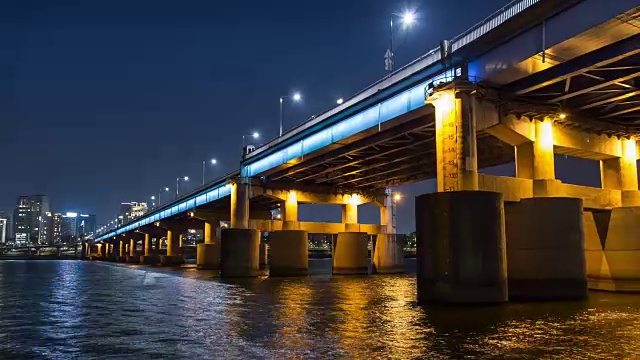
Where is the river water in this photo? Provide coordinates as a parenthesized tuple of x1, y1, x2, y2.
(0, 260, 639, 359)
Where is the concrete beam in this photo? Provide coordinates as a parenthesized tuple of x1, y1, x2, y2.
(248, 219, 382, 235)
(484, 114, 624, 160)
(255, 188, 384, 207)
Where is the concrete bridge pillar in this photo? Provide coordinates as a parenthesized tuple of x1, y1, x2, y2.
(416, 191, 508, 304)
(342, 199, 359, 232)
(373, 191, 404, 274)
(431, 90, 478, 192)
(221, 228, 261, 277)
(515, 119, 559, 196)
(161, 229, 185, 266)
(282, 191, 299, 230)
(139, 233, 159, 265)
(231, 182, 250, 229)
(505, 197, 587, 300)
(584, 207, 640, 291)
(118, 240, 126, 262)
(602, 137, 639, 206)
(126, 238, 139, 263)
(270, 230, 308, 276)
(197, 220, 221, 270)
(332, 232, 368, 275)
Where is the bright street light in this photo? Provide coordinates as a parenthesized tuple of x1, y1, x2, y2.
(401, 11, 416, 27)
(242, 132, 260, 148)
(203, 158, 219, 185)
(156, 187, 170, 208)
(176, 176, 189, 198)
(280, 92, 302, 136)
(386, 10, 418, 72)
(337, 98, 344, 105)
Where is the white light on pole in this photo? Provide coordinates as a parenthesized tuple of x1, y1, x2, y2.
(337, 98, 344, 105)
(176, 176, 189, 198)
(280, 92, 302, 136)
(386, 10, 417, 72)
(242, 132, 260, 148)
(202, 158, 218, 185)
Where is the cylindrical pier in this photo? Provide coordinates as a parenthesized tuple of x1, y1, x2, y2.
(372, 234, 404, 274)
(332, 232, 368, 275)
(221, 228, 261, 277)
(270, 230, 308, 276)
(416, 191, 508, 304)
(196, 243, 221, 270)
(505, 197, 587, 300)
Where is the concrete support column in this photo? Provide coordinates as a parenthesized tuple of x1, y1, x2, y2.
(432, 90, 478, 192)
(197, 220, 221, 270)
(282, 191, 299, 230)
(332, 232, 368, 275)
(139, 233, 159, 265)
(416, 191, 508, 304)
(373, 191, 404, 274)
(602, 138, 639, 206)
(221, 228, 261, 277)
(506, 197, 587, 300)
(118, 240, 123, 256)
(584, 207, 640, 291)
(342, 200, 359, 232)
(516, 119, 558, 196)
(161, 229, 184, 266)
(144, 234, 150, 256)
(126, 238, 139, 263)
(231, 182, 250, 229)
(270, 230, 308, 276)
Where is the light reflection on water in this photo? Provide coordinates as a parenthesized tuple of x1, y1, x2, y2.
(0, 260, 639, 359)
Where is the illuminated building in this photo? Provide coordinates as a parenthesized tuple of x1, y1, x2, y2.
(13, 195, 49, 245)
(61, 212, 97, 240)
(120, 202, 148, 223)
(40, 212, 62, 244)
(0, 210, 11, 244)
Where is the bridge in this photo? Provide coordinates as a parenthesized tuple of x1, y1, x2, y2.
(93, 0, 640, 302)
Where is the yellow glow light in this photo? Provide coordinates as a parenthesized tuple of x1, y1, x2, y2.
(393, 193, 402, 202)
(538, 120, 554, 149)
(622, 138, 637, 161)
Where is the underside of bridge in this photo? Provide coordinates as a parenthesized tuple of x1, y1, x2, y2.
(499, 16, 640, 136)
(263, 107, 514, 192)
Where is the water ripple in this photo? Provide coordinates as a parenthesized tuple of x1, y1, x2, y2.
(0, 260, 639, 358)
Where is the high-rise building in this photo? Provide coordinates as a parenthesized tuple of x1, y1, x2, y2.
(61, 212, 97, 241)
(40, 212, 62, 244)
(14, 195, 49, 245)
(0, 210, 11, 244)
(120, 202, 148, 223)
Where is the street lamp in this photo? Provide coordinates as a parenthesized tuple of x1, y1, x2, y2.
(242, 132, 260, 148)
(150, 196, 156, 209)
(202, 158, 218, 185)
(176, 176, 189, 197)
(385, 10, 417, 72)
(337, 98, 344, 105)
(157, 187, 170, 207)
(279, 92, 302, 136)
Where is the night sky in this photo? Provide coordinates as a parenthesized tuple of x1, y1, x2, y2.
(1, 0, 608, 233)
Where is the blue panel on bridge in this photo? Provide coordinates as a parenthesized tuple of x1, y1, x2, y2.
(96, 181, 232, 241)
(241, 69, 455, 178)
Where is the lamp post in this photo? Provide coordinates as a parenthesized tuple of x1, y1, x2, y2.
(279, 92, 301, 136)
(157, 187, 169, 207)
(386, 11, 417, 72)
(242, 132, 260, 148)
(176, 176, 189, 198)
(202, 159, 218, 185)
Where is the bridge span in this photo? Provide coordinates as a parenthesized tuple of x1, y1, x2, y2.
(93, 0, 640, 302)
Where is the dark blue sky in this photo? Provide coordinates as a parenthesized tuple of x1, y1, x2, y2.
(5, 0, 597, 233)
